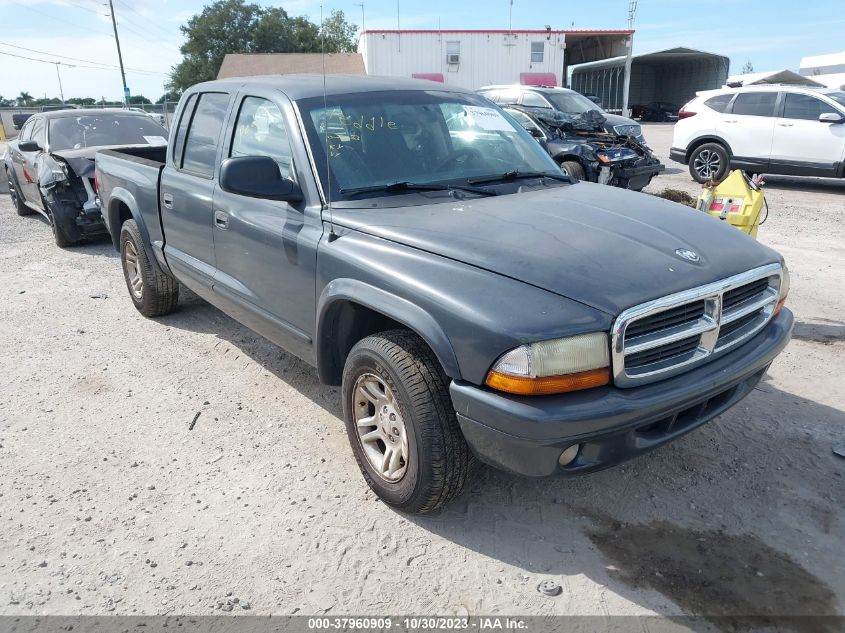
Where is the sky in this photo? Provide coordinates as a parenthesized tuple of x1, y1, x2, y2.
(1, 0, 844, 103)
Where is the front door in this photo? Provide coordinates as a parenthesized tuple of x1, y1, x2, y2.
(211, 94, 319, 360)
(770, 92, 845, 176)
(160, 91, 232, 295)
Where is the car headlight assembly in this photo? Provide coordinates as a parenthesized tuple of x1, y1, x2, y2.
(485, 332, 610, 395)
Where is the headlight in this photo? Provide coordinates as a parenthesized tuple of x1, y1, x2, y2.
(613, 123, 641, 137)
(774, 263, 790, 316)
(485, 332, 610, 395)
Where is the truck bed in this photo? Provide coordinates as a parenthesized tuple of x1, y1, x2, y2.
(95, 147, 167, 254)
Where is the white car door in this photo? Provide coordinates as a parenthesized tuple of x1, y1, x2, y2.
(770, 92, 845, 176)
(718, 91, 778, 169)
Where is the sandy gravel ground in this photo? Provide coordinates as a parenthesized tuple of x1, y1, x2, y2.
(0, 124, 843, 625)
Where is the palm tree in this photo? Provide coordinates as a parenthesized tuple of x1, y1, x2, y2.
(17, 91, 34, 106)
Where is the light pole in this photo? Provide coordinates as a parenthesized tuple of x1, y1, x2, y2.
(354, 3, 365, 34)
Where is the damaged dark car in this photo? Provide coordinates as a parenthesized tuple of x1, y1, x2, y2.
(503, 106, 664, 191)
(4, 109, 168, 246)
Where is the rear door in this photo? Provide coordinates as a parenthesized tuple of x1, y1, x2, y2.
(210, 92, 319, 359)
(770, 91, 845, 176)
(719, 91, 777, 170)
(160, 91, 232, 295)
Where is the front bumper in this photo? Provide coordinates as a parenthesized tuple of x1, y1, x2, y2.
(450, 309, 793, 477)
(669, 147, 687, 164)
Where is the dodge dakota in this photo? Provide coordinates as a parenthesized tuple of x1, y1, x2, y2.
(95, 75, 793, 514)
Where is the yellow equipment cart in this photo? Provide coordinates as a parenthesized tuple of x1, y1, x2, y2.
(696, 170, 767, 238)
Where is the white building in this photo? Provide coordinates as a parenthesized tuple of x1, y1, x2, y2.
(357, 29, 632, 90)
(800, 50, 845, 89)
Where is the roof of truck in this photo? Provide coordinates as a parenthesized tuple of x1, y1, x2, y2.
(193, 74, 474, 100)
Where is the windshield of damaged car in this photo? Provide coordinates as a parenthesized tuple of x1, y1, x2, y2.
(544, 91, 604, 115)
(297, 90, 562, 201)
(48, 115, 168, 151)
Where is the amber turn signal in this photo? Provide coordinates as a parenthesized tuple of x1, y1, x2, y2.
(485, 367, 610, 395)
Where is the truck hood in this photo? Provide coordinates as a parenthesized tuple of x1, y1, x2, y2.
(331, 182, 782, 316)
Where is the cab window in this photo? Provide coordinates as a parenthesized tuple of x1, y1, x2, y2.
(31, 118, 46, 148)
(230, 96, 293, 178)
(181, 92, 230, 177)
(172, 93, 198, 167)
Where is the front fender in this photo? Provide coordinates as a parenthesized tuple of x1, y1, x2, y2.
(316, 278, 461, 383)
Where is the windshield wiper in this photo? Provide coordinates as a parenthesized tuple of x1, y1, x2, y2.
(467, 170, 575, 185)
(340, 181, 497, 197)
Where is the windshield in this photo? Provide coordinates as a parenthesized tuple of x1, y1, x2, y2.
(545, 91, 604, 115)
(827, 91, 845, 109)
(297, 90, 562, 202)
(48, 114, 168, 151)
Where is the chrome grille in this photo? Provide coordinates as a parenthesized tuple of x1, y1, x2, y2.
(611, 264, 782, 387)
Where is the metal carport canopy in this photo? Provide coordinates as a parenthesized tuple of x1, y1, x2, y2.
(570, 47, 730, 114)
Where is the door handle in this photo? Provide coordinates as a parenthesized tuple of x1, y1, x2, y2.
(162, 193, 174, 209)
(777, 122, 794, 127)
(723, 119, 738, 123)
(214, 210, 229, 230)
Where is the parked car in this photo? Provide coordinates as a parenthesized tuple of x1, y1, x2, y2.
(4, 109, 168, 246)
(502, 105, 663, 190)
(11, 112, 34, 130)
(581, 93, 603, 108)
(632, 101, 680, 122)
(96, 75, 792, 514)
(671, 86, 845, 183)
(477, 84, 646, 144)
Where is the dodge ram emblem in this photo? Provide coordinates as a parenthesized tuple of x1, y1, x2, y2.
(674, 248, 700, 262)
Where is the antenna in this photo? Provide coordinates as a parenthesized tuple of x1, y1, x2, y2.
(320, 4, 337, 241)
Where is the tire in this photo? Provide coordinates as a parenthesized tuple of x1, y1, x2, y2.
(39, 193, 78, 247)
(342, 330, 474, 514)
(119, 219, 179, 317)
(688, 142, 729, 184)
(6, 169, 32, 216)
(558, 160, 586, 181)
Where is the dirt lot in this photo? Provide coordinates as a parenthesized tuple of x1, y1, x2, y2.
(0, 124, 843, 624)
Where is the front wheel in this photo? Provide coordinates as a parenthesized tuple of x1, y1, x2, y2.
(119, 219, 179, 317)
(558, 160, 586, 181)
(689, 142, 729, 184)
(342, 330, 474, 514)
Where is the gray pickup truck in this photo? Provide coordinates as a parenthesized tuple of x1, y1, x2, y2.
(95, 75, 793, 514)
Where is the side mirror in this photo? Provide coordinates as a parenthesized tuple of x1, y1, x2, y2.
(219, 155, 303, 202)
(819, 112, 844, 124)
(18, 140, 41, 152)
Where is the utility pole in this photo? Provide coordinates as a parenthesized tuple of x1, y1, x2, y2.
(54, 63, 65, 103)
(108, 0, 129, 106)
(509, 0, 513, 33)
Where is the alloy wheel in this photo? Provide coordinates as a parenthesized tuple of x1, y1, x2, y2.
(693, 149, 721, 179)
(122, 239, 144, 300)
(352, 373, 409, 482)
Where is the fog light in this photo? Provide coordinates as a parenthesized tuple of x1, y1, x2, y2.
(558, 444, 580, 466)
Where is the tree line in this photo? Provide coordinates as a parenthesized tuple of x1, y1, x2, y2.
(0, 92, 180, 108)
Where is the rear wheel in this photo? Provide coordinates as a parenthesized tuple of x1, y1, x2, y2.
(558, 160, 586, 181)
(342, 330, 474, 514)
(6, 169, 32, 216)
(119, 219, 179, 317)
(689, 142, 729, 183)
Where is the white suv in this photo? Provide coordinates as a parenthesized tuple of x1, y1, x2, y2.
(670, 86, 845, 183)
